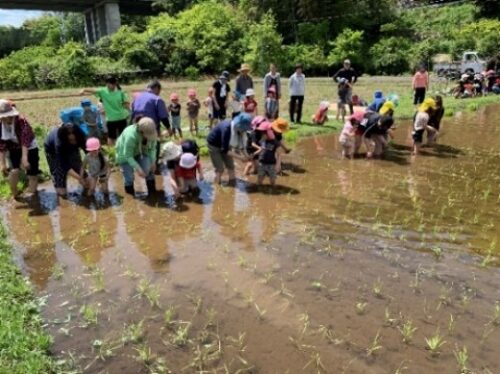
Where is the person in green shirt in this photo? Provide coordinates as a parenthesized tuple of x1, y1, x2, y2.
(81, 76, 129, 146)
(115, 117, 158, 197)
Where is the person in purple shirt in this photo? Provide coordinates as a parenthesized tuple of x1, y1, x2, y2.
(131, 80, 171, 164)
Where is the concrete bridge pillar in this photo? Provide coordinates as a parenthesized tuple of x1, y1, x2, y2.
(84, 1, 121, 44)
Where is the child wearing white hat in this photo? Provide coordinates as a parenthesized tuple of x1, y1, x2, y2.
(243, 88, 258, 116)
(175, 152, 204, 195)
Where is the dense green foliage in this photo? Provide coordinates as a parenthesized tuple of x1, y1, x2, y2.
(0, 1, 499, 90)
(0, 223, 54, 372)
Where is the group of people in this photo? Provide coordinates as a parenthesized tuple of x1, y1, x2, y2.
(453, 70, 500, 98)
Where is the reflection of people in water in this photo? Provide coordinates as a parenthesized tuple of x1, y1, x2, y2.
(7, 207, 56, 290)
(58, 201, 117, 265)
(122, 197, 203, 272)
(210, 187, 256, 252)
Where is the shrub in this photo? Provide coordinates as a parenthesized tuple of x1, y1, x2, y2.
(184, 66, 201, 81)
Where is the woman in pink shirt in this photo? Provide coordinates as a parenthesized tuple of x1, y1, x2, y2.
(412, 66, 429, 106)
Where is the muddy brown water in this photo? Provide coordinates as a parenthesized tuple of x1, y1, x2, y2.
(3, 105, 500, 373)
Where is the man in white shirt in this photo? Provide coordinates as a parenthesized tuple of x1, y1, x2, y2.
(288, 64, 305, 123)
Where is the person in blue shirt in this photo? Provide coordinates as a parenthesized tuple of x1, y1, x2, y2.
(60, 99, 103, 139)
(366, 90, 386, 113)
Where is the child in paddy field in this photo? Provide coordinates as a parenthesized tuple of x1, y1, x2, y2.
(245, 116, 269, 176)
(312, 101, 330, 125)
(271, 118, 291, 174)
(244, 88, 258, 116)
(81, 137, 110, 196)
(339, 112, 363, 159)
(175, 152, 204, 195)
(254, 125, 279, 186)
(427, 95, 444, 146)
(413, 98, 438, 155)
(169, 93, 182, 139)
(204, 87, 218, 129)
(186, 89, 201, 137)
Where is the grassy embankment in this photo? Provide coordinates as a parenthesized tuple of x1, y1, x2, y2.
(0, 222, 54, 372)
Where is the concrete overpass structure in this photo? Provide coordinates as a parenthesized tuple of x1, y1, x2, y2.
(0, 0, 156, 43)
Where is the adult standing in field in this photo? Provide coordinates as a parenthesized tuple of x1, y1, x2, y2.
(59, 99, 104, 139)
(412, 65, 429, 107)
(263, 63, 281, 113)
(131, 80, 171, 166)
(44, 123, 87, 197)
(0, 100, 40, 197)
(207, 113, 252, 184)
(115, 117, 158, 197)
(288, 64, 306, 124)
(212, 71, 231, 120)
(235, 63, 254, 97)
(81, 76, 129, 146)
(333, 59, 358, 115)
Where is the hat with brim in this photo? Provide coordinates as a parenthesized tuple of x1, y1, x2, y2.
(137, 117, 158, 141)
(0, 99, 19, 119)
(238, 63, 251, 72)
(271, 118, 289, 133)
(233, 113, 252, 132)
(161, 141, 182, 161)
(251, 115, 266, 130)
(179, 152, 197, 169)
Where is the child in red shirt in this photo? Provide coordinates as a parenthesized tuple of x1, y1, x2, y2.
(243, 88, 258, 116)
(175, 152, 204, 194)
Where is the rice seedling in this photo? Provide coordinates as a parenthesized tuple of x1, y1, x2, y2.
(254, 303, 266, 320)
(90, 266, 105, 292)
(122, 320, 145, 345)
(164, 306, 177, 328)
(397, 319, 417, 344)
(298, 312, 310, 337)
(136, 278, 161, 308)
(79, 303, 100, 327)
(303, 351, 326, 373)
(425, 329, 446, 357)
(372, 278, 383, 298)
(453, 345, 469, 373)
(384, 307, 398, 327)
(170, 322, 191, 347)
(52, 263, 65, 280)
(430, 246, 443, 259)
(394, 360, 409, 374)
(366, 330, 382, 357)
(228, 332, 247, 353)
(448, 314, 456, 334)
(187, 294, 203, 315)
(134, 343, 156, 366)
(317, 325, 336, 344)
(356, 302, 368, 315)
(488, 302, 500, 326)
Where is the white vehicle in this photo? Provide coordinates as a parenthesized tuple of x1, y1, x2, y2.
(433, 51, 486, 77)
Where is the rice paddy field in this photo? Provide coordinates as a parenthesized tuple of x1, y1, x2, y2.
(1, 77, 500, 373)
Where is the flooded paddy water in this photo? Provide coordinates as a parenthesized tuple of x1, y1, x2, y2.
(3, 105, 500, 373)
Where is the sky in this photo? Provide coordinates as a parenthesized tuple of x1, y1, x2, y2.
(0, 9, 44, 27)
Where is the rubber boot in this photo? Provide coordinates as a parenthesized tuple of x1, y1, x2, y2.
(27, 176, 38, 194)
(124, 185, 135, 196)
(146, 179, 156, 197)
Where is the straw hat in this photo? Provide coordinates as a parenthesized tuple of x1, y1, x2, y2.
(0, 99, 19, 119)
(137, 117, 158, 141)
(271, 118, 290, 133)
(238, 63, 251, 72)
(161, 141, 182, 161)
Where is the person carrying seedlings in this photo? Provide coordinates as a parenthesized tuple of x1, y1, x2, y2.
(0, 99, 40, 197)
(366, 90, 386, 113)
(206, 113, 252, 184)
(427, 95, 444, 146)
(339, 111, 364, 159)
(204, 87, 219, 129)
(212, 71, 231, 120)
(288, 63, 306, 124)
(336, 78, 350, 122)
(186, 89, 201, 137)
(333, 59, 358, 115)
(168, 93, 182, 139)
(412, 65, 429, 107)
(265, 86, 279, 120)
(44, 123, 87, 197)
(115, 117, 158, 196)
(244, 88, 258, 116)
(271, 118, 291, 174)
(81, 75, 129, 146)
(81, 137, 110, 196)
(412, 98, 437, 155)
(175, 152, 204, 196)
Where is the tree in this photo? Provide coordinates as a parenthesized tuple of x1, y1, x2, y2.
(370, 37, 411, 75)
(244, 13, 283, 76)
(327, 28, 365, 67)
